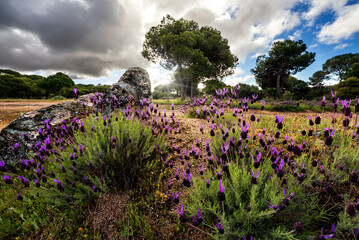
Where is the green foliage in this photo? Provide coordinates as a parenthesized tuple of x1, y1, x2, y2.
(203, 80, 228, 95)
(284, 76, 310, 100)
(344, 62, 359, 79)
(184, 106, 358, 239)
(337, 77, 359, 99)
(153, 82, 179, 99)
(52, 95, 67, 100)
(0, 68, 110, 99)
(152, 98, 184, 105)
(0, 110, 166, 238)
(185, 116, 329, 239)
(235, 83, 262, 98)
(37, 72, 74, 98)
(251, 39, 315, 98)
(322, 53, 359, 82)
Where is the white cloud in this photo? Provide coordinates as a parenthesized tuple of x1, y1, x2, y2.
(334, 43, 349, 50)
(289, 30, 302, 40)
(0, 0, 307, 86)
(303, 0, 348, 24)
(317, 3, 359, 43)
(308, 43, 318, 48)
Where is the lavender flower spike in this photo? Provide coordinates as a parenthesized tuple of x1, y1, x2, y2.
(176, 203, 186, 223)
(218, 178, 226, 201)
(216, 219, 224, 234)
(250, 168, 260, 184)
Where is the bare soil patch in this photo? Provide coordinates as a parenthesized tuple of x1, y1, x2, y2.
(0, 100, 68, 130)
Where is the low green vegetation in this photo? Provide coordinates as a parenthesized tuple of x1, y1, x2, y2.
(0, 69, 109, 99)
(0, 109, 167, 239)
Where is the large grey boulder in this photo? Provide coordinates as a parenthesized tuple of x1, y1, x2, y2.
(106, 67, 151, 102)
(0, 67, 151, 165)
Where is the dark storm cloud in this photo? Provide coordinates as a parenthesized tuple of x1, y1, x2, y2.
(0, 0, 147, 76)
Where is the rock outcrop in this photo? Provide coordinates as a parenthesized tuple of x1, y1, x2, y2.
(0, 67, 151, 165)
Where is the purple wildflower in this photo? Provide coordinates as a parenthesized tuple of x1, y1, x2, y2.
(176, 204, 186, 223)
(218, 179, 225, 201)
(250, 168, 260, 184)
(172, 191, 181, 204)
(216, 219, 224, 234)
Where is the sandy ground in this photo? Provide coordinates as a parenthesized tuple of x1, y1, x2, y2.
(0, 100, 68, 130)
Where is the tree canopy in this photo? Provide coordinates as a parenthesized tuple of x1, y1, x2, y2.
(322, 53, 359, 82)
(251, 39, 315, 98)
(337, 77, 359, 99)
(0, 68, 109, 99)
(142, 15, 238, 99)
(37, 72, 75, 98)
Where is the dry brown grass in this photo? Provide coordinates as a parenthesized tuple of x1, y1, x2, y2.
(0, 99, 68, 131)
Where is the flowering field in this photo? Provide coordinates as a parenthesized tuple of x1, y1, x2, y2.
(0, 89, 359, 239)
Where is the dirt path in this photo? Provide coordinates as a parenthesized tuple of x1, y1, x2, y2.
(156, 107, 212, 239)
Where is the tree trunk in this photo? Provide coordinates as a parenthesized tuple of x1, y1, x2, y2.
(276, 72, 282, 99)
(178, 66, 186, 100)
(190, 83, 194, 98)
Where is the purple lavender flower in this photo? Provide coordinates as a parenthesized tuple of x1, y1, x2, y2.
(331, 91, 337, 103)
(206, 178, 210, 188)
(250, 168, 260, 184)
(34, 179, 40, 187)
(182, 172, 192, 187)
(347, 202, 356, 217)
(216, 219, 224, 234)
(53, 177, 64, 192)
(349, 170, 358, 183)
(282, 189, 294, 206)
(3, 174, 12, 184)
(315, 115, 321, 125)
(176, 204, 186, 223)
(294, 222, 303, 234)
(315, 224, 336, 239)
(321, 96, 326, 107)
(355, 98, 359, 113)
(325, 129, 335, 146)
(172, 191, 181, 204)
(17, 193, 23, 201)
(14, 143, 20, 155)
(103, 115, 107, 126)
(342, 99, 352, 116)
(343, 116, 350, 127)
(196, 209, 203, 224)
(0, 161, 6, 171)
(73, 88, 78, 99)
(276, 115, 285, 129)
(260, 100, 266, 110)
(218, 179, 225, 201)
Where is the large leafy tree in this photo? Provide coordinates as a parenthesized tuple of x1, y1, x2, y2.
(322, 53, 359, 82)
(309, 70, 327, 96)
(37, 72, 74, 98)
(337, 77, 359, 99)
(142, 15, 238, 100)
(202, 80, 227, 95)
(251, 40, 315, 98)
(285, 76, 310, 100)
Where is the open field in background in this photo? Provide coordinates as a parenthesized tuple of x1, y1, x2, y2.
(0, 99, 68, 131)
(0, 98, 344, 131)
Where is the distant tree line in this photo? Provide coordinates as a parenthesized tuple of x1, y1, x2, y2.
(0, 69, 109, 99)
(154, 51, 359, 101)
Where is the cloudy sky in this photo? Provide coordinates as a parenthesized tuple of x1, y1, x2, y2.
(1, 0, 359, 89)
